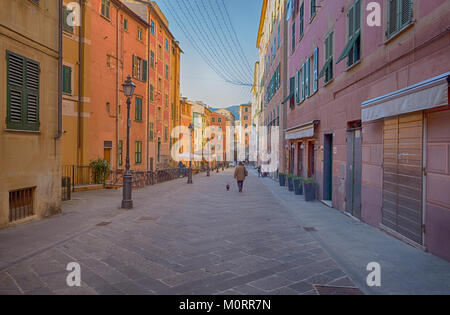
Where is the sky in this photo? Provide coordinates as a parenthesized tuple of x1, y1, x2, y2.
(157, 0, 263, 109)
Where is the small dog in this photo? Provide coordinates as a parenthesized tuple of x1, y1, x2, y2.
(226, 184, 230, 191)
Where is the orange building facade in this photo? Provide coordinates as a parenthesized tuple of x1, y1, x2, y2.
(62, 0, 181, 178)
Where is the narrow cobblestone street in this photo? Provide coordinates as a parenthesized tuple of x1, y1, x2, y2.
(0, 169, 449, 295)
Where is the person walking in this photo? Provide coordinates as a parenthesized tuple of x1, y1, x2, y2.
(234, 162, 248, 193)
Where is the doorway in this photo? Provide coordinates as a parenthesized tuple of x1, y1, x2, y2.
(323, 134, 333, 201)
(307, 141, 315, 178)
(297, 142, 304, 177)
(346, 128, 362, 218)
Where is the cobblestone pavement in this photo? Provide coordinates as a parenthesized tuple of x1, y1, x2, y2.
(0, 168, 362, 295)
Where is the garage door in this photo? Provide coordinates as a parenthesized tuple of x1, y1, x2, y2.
(382, 112, 424, 245)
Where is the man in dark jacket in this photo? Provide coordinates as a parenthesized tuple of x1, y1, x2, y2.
(234, 162, 248, 193)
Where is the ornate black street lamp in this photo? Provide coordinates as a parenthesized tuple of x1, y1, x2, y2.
(121, 76, 136, 209)
(187, 124, 193, 184)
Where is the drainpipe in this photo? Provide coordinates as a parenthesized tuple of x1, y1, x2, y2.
(55, 0, 63, 140)
(116, 5, 121, 171)
(77, 0, 83, 164)
(146, 25, 150, 171)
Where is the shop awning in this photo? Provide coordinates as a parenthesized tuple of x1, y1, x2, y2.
(361, 72, 449, 122)
(285, 121, 318, 140)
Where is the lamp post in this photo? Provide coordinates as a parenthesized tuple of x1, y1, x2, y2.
(187, 124, 193, 184)
(121, 76, 136, 209)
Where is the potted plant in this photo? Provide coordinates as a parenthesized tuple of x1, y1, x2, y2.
(287, 174, 294, 191)
(89, 159, 110, 186)
(293, 177, 303, 195)
(279, 173, 286, 187)
(303, 177, 317, 201)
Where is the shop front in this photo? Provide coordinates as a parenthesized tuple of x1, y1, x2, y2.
(361, 72, 450, 261)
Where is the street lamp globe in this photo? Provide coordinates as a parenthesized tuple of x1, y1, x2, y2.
(122, 75, 136, 97)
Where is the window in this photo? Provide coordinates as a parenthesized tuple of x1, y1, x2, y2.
(218, 118, 222, 123)
(299, 2, 304, 38)
(135, 141, 142, 164)
(149, 122, 154, 141)
(6, 51, 40, 131)
(150, 51, 155, 68)
(101, 0, 110, 19)
(387, 0, 413, 38)
(158, 77, 162, 91)
(165, 94, 168, 108)
(165, 64, 169, 79)
(295, 70, 300, 103)
(63, 6, 74, 33)
(119, 140, 123, 166)
(164, 126, 168, 142)
(166, 39, 169, 51)
(137, 26, 143, 41)
(158, 45, 162, 59)
(151, 20, 155, 35)
(62, 65, 72, 94)
(319, 31, 334, 83)
(244, 116, 248, 121)
(212, 117, 215, 123)
(337, 0, 361, 67)
(310, 0, 317, 19)
(135, 97, 143, 121)
(123, 18, 128, 31)
(245, 107, 248, 112)
(132, 55, 147, 82)
(150, 84, 154, 101)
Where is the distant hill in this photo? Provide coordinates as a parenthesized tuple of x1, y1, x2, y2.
(211, 105, 240, 120)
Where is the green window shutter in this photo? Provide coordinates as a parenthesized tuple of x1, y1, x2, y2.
(119, 140, 123, 166)
(135, 97, 142, 121)
(149, 122, 154, 141)
(300, 63, 305, 101)
(313, 47, 318, 93)
(62, 66, 72, 94)
(151, 51, 154, 68)
(6, 51, 40, 131)
(142, 60, 147, 82)
(6, 52, 24, 128)
(299, 3, 304, 37)
(132, 55, 136, 78)
(400, 0, 413, 28)
(295, 70, 299, 103)
(305, 58, 310, 97)
(150, 84, 154, 101)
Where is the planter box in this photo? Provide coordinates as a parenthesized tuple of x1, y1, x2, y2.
(293, 178, 303, 195)
(279, 174, 286, 187)
(303, 182, 316, 201)
(287, 177, 294, 191)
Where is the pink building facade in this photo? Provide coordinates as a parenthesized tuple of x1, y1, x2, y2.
(286, 0, 449, 260)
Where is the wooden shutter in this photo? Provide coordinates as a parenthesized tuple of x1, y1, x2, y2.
(299, 3, 304, 37)
(295, 70, 299, 103)
(387, 0, 397, 37)
(348, 5, 354, 39)
(7, 52, 24, 125)
(142, 60, 147, 82)
(313, 47, 318, 93)
(354, 0, 361, 32)
(400, 0, 412, 28)
(301, 63, 305, 101)
(305, 58, 310, 97)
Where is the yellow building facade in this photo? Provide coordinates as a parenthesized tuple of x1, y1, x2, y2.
(0, 0, 62, 228)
